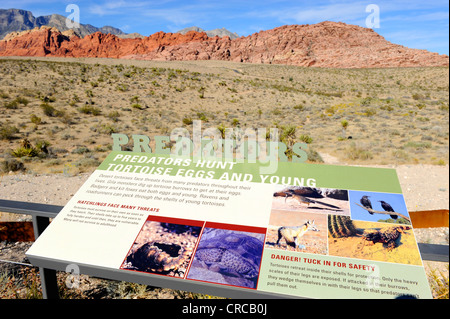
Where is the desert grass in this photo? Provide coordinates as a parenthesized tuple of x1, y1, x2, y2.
(0, 261, 447, 299)
(0, 266, 224, 299)
(0, 57, 448, 174)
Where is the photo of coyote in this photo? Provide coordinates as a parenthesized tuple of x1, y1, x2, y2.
(276, 220, 319, 249)
(265, 209, 327, 254)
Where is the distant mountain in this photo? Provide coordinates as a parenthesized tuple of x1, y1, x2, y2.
(177, 26, 239, 39)
(0, 8, 126, 39)
(0, 21, 448, 68)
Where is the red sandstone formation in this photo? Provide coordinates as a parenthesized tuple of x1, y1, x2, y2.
(0, 22, 448, 68)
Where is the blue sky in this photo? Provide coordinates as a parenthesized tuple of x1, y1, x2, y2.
(2, 0, 448, 54)
(348, 190, 410, 224)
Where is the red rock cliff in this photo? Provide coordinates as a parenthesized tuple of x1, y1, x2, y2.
(0, 22, 448, 68)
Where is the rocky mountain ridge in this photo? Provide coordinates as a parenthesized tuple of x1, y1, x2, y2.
(177, 26, 239, 39)
(0, 21, 448, 68)
(0, 8, 125, 39)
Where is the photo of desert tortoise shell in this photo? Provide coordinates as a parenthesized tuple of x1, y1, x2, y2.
(194, 230, 264, 279)
(126, 241, 193, 273)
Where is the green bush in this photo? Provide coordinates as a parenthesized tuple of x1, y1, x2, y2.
(0, 124, 19, 140)
(1, 158, 25, 172)
(299, 134, 313, 144)
(12, 146, 39, 158)
(41, 102, 59, 117)
(15, 97, 29, 106)
(30, 114, 42, 125)
(79, 105, 101, 115)
(182, 117, 193, 125)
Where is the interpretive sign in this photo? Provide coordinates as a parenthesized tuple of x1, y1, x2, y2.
(26, 151, 432, 299)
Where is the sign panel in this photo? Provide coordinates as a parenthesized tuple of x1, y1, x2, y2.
(26, 151, 432, 299)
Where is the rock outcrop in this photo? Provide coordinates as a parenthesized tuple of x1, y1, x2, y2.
(0, 21, 448, 68)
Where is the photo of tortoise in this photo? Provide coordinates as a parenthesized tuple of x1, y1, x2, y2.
(187, 228, 265, 289)
(121, 218, 202, 277)
(125, 241, 194, 273)
(362, 225, 411, 251)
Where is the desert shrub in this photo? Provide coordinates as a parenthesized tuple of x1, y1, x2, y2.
(231, 118, 240, 127)
(217, 124, 226, 138)
(392, 149, 409, 161)
(198, 87, 206, 99)
(197, 112, 208, 122)
(12, 146, 39, 158)
(15, 97, 29, 106)
(41, 95, 56, 103)
(271, 108, 282, 115)
(306, 148, 324, 163)
(73, 157, 101, 171)
(0, 124, 19, 140)
(182, 117, 193, 125)
(30, 114, 42, 125)
(107, 111, 121, 122)
(416, 103, 426, 110)
(0, 92, 9, 99)
(439, 103, 449, 111)
(41, 103, 58, 117)
(85, 90, 94, 98)
(364, 108, 377, 117)
(299, 134, 313, 144)
(380, 104, 394, 111)
(116, 84, 129, 92)
(35, 140, 50, 152)
(94, 124, 118, 134)
(412, 93, 424, 100)
(167, 70, 177, 80)
(316, 91, 342, 98)
(345, 142, 373, 161)
(72, 146, 91, 154)
(428, 266, 449, 299)
(4, 100, 18, 109)
(1, 158, 25, 172)
(403, 141, 432, 149)
(360, 96, 377, 105)
(280, 126, 297, 143)
(341, 120, 349, 129)
(79, 105, 101, 115)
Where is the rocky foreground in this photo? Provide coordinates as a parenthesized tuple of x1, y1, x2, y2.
(0, 22, 448, 68)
